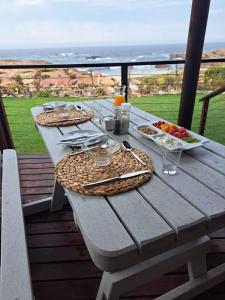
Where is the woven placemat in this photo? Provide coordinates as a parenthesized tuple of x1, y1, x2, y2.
(35, 108, 93, 126)
(55, 148, 153, 196)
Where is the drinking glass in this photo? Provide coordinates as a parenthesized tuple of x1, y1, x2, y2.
(81, 138, 120, 167)
(90, 102, 103, 124)
(114, 85, 126, 106)
(161, 147, 182, 175)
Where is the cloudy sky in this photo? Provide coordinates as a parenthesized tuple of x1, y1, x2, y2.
(0, 0, 224, 48)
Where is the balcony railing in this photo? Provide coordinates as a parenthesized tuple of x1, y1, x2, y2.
(0, 58, 225, 153)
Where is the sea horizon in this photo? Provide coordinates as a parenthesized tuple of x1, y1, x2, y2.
(0, 41, 224, 76)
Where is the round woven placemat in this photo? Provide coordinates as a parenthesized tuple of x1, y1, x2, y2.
(35, 109, 93, 126)
(55, 149, 153, 196)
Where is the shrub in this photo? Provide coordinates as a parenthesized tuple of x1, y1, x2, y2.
(204, 65, 225, 89)
(35, 88, 52, 97)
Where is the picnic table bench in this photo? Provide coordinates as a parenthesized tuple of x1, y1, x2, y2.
(0, 149, 34, 300)
(31, 99, 225, 300)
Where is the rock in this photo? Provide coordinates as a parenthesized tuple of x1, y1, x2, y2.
(86, 55, 103, 60)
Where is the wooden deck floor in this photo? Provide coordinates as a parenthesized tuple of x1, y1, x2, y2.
(18, 154, 225, 300)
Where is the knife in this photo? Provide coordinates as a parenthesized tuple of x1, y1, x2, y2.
(45, 117, 83, 124)
(83, 170, 151, 188)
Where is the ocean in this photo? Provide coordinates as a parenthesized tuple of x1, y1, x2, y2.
(0, 42, 224, 76)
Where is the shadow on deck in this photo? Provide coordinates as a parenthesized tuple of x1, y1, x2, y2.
(19, 154, 225, 300)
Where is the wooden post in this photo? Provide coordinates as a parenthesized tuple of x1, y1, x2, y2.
(121, 65, 128, 102)
(178, 0, 211, 129)
(0, 92, 14, 149)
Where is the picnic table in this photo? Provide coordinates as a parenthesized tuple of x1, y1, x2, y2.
(31, 99, 225, 300)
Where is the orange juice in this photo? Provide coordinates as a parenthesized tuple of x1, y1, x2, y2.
(114, 95, 126, 106)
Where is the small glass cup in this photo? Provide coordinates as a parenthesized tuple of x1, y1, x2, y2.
(161, 146, 182, 175)
(114, 85, 126, 106)
(81, 138, 120, 167)
(90, 102, 102, 124)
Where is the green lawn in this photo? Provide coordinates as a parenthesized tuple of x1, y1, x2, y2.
(3, 94, 225, 153)
(3, 97, 91, 153)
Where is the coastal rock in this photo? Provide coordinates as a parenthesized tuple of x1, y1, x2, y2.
(170, 48, 225, 60)
(0, 59, 118, 97)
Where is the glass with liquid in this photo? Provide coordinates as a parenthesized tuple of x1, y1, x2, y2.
(114, 85, 126, 106)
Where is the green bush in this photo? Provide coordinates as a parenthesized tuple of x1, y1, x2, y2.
(204, 65, 225, 89)
(35, 88, 52, 97)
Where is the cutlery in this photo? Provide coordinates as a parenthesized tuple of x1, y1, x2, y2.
(45, 117, 83, 125)
(58, 134, 106, 146)
(83, 170, 151, 188)
(60, 133, 104, 142)
(75, 105, 88, 116)
(122, 141, 146, 165)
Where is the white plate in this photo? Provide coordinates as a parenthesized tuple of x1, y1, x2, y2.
(135, 122, 209, 150)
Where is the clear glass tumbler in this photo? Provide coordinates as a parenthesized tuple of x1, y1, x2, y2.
(161, 147, 182, 175)
(82, 138, 120, 167)
(90, 102, 102, 124)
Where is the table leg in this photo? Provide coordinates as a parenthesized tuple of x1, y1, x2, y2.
(188, 254, 207, 280)
(96, 236, 210, 300)
(51, 179, 66, 211)
(96, 273, 119, 300)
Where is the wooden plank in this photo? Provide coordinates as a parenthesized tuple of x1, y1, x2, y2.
(203, 141, 225, 159)
(19, 167, 54, 175)
(30, 261, 102, 281)
(20, 179, 54, 187)
(21, 186, 53, 195)
(25, 210, 74, 223)
(97, 100, 225, 233)
(18, 158, 52, 164)
(18, 154, 50, 159)
(33, 278, 101, 300)
(29, 246, 91, 263)
(20, 173, 54, 181)
(26, 221, 77, 234)
(27, 232, 85, 248)
(186, 147, 225, 176)
(1, 149, 33, 300)
(19, 162, 54, 169)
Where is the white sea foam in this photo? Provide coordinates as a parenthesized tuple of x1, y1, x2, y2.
(58, 52, 73, 57)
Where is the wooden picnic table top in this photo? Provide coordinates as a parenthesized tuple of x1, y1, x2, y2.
(31, 99, 225, 273)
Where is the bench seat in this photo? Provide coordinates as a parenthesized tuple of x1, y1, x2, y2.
(1, 149, 33, 300)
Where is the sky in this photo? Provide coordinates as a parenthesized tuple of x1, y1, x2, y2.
(0, 0, 225, 49)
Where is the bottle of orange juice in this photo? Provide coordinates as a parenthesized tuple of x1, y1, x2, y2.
(114, 85, 126, 106)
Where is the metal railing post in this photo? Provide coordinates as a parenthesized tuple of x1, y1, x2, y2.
(199, 99, 209, 135)
(121, 65, 128, 102)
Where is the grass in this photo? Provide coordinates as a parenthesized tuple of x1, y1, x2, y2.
(3, 94, 225, 153)
(3, 97, 91, 153)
